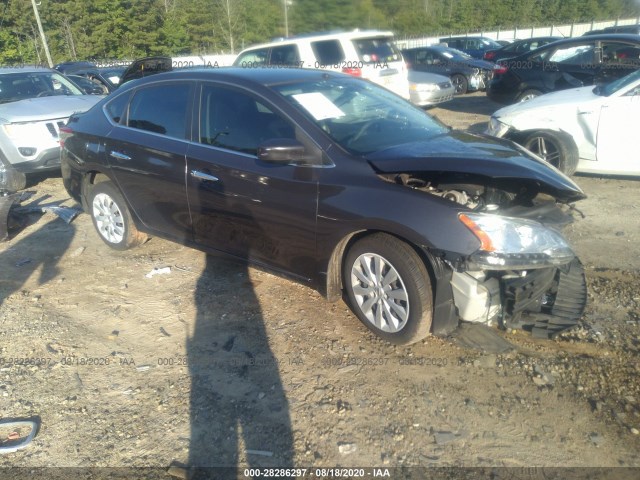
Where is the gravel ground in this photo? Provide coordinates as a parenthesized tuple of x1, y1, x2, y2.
(0, 92, 639, 479)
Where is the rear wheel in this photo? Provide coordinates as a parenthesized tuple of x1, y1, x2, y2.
(451, 74, 468, 95)
(88, 181, 146, 250)
(522, 130, 579, 175)
(343, 233, 433, 345)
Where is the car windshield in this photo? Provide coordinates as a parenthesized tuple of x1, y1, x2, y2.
(0, 71, 83, 104)
(273, 77, 448, 155)
(599, 69, 640, 96)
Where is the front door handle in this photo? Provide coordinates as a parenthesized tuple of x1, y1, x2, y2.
(190, 170, 219, 182)
(109, 151, 131, 161)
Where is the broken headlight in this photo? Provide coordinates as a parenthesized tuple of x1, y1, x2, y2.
(459, 212, 575, 269)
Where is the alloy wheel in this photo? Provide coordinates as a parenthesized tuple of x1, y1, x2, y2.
(525, 136, 561, 167)
(350, 253, 410, 333)
(92, 193, 125, 244)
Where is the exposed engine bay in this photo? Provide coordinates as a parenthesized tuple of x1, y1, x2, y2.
(379, 172, 588, 338)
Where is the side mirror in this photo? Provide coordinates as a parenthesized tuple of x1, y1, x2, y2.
(257, 138, 306, 163)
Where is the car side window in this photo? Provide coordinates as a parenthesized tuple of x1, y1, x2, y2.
(127, 83, 190, 139)
(104, 92, 130, 124)
(270, 45, 300, 66)
(415, 51, 432, 66)
(601, 42, 640, 66)
(548, 44, 594, 65)
(235, 48, 268, 66)
(311, 40, 345, 65)
(199, 85, 296, 155)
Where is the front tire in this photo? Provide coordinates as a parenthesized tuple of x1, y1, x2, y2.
(522, 130, 579, 175)
(343, 233, 433, 345)
(88, 181, 146, 250)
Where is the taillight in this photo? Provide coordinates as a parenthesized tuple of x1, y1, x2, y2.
(484, 51, 496, 60)
(59, 125, 72, 149)
(342, 67, 362, 77)
(493, 63, 508, 75)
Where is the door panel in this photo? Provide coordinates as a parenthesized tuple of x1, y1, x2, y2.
(105, 82, 192, 241)
(596, 94, 640, 173)
(186, 84, 319, 279)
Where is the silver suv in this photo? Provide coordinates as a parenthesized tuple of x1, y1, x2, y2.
(234, 30, 410, 99)
(0, 67, 102, 191)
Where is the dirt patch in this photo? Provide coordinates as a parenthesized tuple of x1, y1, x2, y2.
(1, 93, 639, 477)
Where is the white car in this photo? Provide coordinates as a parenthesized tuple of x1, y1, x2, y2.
(0, 67, 103, 191)
(233, 30, 410, 99)
(407, 71, 455, 107)
(486, 69, 640, 175)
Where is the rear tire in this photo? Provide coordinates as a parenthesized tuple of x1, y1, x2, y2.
(522, 130, 579, 175)
(343, 233, 433, 345)
(88, 181, 147, 250)
(451, 74, 468, 95)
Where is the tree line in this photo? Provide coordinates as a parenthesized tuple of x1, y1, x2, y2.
(0, 0, 638, 65)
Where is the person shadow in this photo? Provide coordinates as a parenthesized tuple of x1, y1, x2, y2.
(187, 206, 295, 478)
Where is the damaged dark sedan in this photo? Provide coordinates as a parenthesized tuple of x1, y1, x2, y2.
(61, 68, 587, 344)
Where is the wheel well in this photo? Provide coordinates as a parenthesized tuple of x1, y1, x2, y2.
(325, 230, 439, 303)
(506, 128, 576, 146)
(80, 171, 111, 211)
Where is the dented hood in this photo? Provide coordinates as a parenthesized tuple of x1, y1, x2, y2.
(365, 131, 586, 202)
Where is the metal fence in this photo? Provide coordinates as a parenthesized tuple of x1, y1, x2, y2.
(395, 16, 640, 49)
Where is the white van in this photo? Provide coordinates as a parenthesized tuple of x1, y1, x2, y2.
(233, 30, 410, 99)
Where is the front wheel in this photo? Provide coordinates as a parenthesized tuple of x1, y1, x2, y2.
(522, 130, 579, 175)
(88, 181, 147, 250)
(343, 233, 433, 345)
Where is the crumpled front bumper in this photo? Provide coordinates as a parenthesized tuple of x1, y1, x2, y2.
(450, 258, 587, 338)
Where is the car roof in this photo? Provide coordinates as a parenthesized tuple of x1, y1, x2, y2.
(403, 45, 462, 53)
(547, 33, 640, 43)
(115, 66, 346, 90)
(237, 30, 396, 52)
(510, 36, 562, 42)
(440, 36, 496, 41)
(0, 67, 57, 74)
(54, 61, 97, 72)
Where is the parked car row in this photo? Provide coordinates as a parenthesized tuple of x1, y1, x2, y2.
(488, 34, 640, 104)
(402, 45, 494, 94)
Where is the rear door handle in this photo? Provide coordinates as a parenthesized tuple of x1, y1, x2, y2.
(190, 170, 219, 182)
(109, 151, 131, 161)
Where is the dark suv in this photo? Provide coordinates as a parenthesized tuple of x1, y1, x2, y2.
(488, 34, 640, 104)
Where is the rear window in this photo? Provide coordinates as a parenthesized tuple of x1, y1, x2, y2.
(353, 37, 402, 64)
